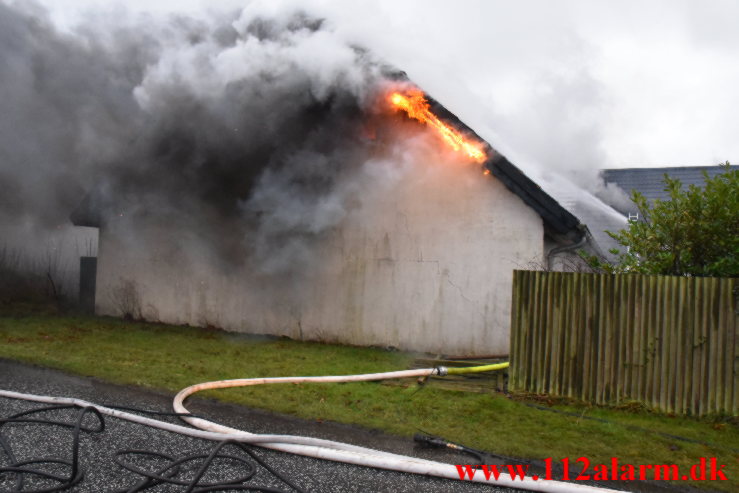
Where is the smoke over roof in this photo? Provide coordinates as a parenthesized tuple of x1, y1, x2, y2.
(1, 2, 417, 273)
(1, 1, 596, 286)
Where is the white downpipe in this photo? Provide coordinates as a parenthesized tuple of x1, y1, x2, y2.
(0, 370, 625, 493)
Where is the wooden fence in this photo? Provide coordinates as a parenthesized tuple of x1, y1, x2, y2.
(509, 271, 738, 416)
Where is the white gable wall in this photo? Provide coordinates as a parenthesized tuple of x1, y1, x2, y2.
(94, 159, 543, 356)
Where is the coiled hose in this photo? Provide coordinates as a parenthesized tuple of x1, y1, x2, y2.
(171, 364, 624, 493)
(0, 363, 625, 492)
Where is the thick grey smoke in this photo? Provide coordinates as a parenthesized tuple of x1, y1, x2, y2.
(0, 1, 144, 227)
(0, 1, 408, 282)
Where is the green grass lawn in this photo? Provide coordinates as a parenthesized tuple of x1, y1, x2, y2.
(0, 308, 736, 491)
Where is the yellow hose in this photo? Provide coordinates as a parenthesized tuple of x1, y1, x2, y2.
(444, 362, 509, 374)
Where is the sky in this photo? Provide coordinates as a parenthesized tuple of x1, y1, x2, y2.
(33, 0, 739, 176)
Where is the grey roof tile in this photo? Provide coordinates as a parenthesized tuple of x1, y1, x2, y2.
(600, 165, 736, 207)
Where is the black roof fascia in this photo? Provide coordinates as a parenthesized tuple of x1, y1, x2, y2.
(425, 95, 582, 237)
(485, 155, 581, 236)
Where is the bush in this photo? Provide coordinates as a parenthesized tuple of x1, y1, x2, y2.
(588, 163, 738, 277)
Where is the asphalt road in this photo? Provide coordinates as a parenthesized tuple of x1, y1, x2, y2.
(0, 360, 708, 493)
(0, 359, 519, 493)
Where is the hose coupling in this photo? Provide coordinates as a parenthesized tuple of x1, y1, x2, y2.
(435, 366, 448, 376)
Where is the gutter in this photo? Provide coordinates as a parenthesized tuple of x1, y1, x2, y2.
(546, 226, 589, 270)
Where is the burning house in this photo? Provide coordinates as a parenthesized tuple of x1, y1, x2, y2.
(55, 11, 614, 357)
(70, 76, 607, 356)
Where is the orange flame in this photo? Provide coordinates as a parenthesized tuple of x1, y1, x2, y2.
(389, 89, 487, 163)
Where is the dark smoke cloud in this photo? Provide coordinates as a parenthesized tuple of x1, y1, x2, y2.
(1, 1, 395, 274)
(0, 1, 144, 227)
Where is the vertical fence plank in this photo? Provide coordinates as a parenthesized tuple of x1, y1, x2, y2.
(597, 273, 607, 404)
(617, 275, 630, 403)
(510, 270, 528, 391)
(551, 273, 565, 396)
(731, 279, 739, 415)
(560, 273, 582, 397)
(658, 276, 670, 412)
(531, 271, 541, 392)
(589, 274, 600, 404)
(583, 273, 595, 401)
(710, 276, 720, 414)
(699, 278, 710, 416)
(609, 274, 620, 403)
(543, 273, 555, 393)
(719, 279, 734, 413)
(642, 274, 652, 406)
(646, 275, 658, 410)
(632, 275, 641, 401)
(691, 278, 704, 416)
(666, 276, 678, 414)
(536, 271, 548, 393)
(708, 278, 720, 414)
(634, 275, 646, 403)
(674, 279, 693, 414)
(508, 270, 525, 390)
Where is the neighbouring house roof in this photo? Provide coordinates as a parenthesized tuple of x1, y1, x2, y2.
(600, 165, 737, 215)
(588, 164, 738, 258)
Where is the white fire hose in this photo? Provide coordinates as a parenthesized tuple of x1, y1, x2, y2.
(0, 367, 625, 493)
(171, 366, 624, 493)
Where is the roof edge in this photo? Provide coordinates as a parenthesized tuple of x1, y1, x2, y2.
(424, 94, 583, 239)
